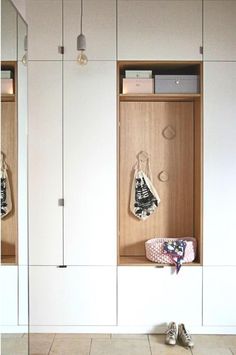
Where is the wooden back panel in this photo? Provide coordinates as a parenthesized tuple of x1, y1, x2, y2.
(119, 101, 194, 256)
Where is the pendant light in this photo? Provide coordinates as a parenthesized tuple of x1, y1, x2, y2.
(77, 0, 88, 65)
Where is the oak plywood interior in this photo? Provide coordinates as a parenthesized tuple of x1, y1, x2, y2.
(120, 101, 194, 256)
(118, 61, 202, 265)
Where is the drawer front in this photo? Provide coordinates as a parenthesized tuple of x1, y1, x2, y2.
(30, 266, 116, 326)
(118, 266, 202, 326)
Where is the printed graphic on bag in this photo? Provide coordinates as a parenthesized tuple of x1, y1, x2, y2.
(163, 240, 187, 273)
(1, 153, 12, 219)
(134, 173, 159, 219)
(1, 177, 8, 217)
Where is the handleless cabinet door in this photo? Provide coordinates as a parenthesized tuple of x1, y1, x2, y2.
(118, 266, 202, 326)
(27, 0, 62, 60)
(29, 266, 116, 325)
(204, 62, 236, 265)
(203, 267, 236, 326)
(64, 61, 116, 266)
(0, 267, 18, 326)
(28, 62, 63, 265)
(64, 0, 116, 60)
(118, 0, 202, 60)
(204, 0, 236, 61)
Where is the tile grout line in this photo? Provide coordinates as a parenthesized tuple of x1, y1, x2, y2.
(47, 333, 56, 355)
(147, 335, 153, 355)
(89, 338, 93, 355)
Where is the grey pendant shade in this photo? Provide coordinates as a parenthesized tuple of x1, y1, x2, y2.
(77, 33, 86, 51)
(77, 0, 88, 65)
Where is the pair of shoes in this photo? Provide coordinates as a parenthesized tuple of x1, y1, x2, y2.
(165, 322, 194, 348)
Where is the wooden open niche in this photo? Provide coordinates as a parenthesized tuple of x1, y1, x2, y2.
(118, 61, 202, 266)
(1, 62, 18, 264)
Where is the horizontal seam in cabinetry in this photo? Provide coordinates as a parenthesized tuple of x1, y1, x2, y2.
(27, 59, 117, 62)
(28, 265, 118, 267)
(203, 60, 236, 63)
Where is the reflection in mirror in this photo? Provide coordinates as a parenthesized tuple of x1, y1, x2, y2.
(1, 0, 28, 354)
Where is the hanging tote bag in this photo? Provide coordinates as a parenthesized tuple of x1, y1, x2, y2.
(1, 153, 12, 218)
(130, 151, 160, 220)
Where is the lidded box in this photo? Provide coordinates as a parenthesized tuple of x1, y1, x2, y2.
(155, 75, 199, 94)
(123, 78, 154, 94)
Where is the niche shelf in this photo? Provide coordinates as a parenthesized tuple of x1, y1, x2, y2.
(118, 61, 203, 266)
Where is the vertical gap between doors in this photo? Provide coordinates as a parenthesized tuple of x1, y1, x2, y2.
(62, 0, 65, 266)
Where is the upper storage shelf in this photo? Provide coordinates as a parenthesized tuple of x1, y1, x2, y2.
(118, 61, 202, 101)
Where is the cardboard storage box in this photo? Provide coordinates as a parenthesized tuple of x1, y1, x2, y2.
(155, 75, 199, 94)
(1, 79, 14, 95)
(123, 78, 154, 94)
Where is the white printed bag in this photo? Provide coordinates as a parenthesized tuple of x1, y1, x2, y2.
(130, 152, 160, 220)
(1, 153, 12, 218)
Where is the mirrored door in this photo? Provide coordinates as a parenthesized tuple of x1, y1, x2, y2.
(1, 0, 28, 354)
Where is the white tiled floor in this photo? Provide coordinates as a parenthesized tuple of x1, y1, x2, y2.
(1, 333, 236, 355)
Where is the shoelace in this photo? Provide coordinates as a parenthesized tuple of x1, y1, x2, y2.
(167, 325, 176, 337)
(182, 327, 192, 341)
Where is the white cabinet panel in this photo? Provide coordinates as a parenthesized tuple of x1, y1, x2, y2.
(118, 267, 202, 326)
(28, 62, 63, 265)
(203, 267, 236, 326)
(204, 62, 236, 265)
(118, 0, 202, 60)
(26, 0, 62, 60)
(0, 267, 18, 326)
(19, 266, 28, 325)
(1, 0, 17, 60)
(64, 61, 116, 266)
(64, 0, 116, 60)
(29, 266, 116, 325)
(18, 61, 28, 266)
(204, 0, 236, 61)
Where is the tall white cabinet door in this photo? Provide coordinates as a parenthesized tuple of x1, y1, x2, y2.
(118, 0, 202, 60)
(28, 62, 63, 265)
(204, 62, 236, 266)
(64, 0, 116, 60)
(0, 267, 18, 326)
(29, 266, 116, 325)
(203, 267, 236, 326)
(64, 61, 116, 266)
(204, 0, 236, 61)
(26, 0, 62, 60)
(118, 267, 202, 327)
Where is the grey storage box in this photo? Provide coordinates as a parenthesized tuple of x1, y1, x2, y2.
(155, 75, 199, 94)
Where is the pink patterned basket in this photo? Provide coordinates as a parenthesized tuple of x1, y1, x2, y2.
(145, 237, 197, 264)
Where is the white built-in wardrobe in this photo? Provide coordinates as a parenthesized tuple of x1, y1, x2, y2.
(2, 0, 236, 333)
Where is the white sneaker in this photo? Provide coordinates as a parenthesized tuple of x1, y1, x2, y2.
(178, 324, 194, 348)
(165, 322, 178, 345)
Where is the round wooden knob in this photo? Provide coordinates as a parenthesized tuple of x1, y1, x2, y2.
(162, 125, 176, 140)
(158, 171, 169, 182)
